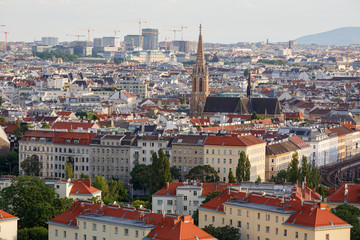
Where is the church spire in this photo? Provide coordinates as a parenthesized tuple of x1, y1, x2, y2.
(196, 24, 205, 65)
(247, 70, 252, 99)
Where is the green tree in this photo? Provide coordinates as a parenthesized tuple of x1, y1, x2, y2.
(332, 204, 360, 240)
(65, 162, 74, 179)
(287, 152, 300, 184)
(18, 227, 48, 240)
(150, 149, 172, 194)
(186, 165, 219, 183)
(269, 170, 287, 184)
(300, 156, 310, 184)
(228, 169, 236, 183)
(309, 161, 321, 189)
(0, 117, 6, 122)
(92, 175, 109, 200)
(0, 176, 72, 229)
(131, 200, 151, 209)
(203, 191, 221, 204)
(0, 151, 19, 175)
(13, 122, 28, 138)
(20, 157, 41, 176)
(170, 166, 181, 181)
(40, 122, 50, 129)
(130, 164, 151, 192)
(80, 173, 89, 179)
(236, 151, 250, 182)
(180, 96, 186, 104)
(192, 210, 199, 226)
(255, 175, 261, 184)
(105, 179, 128, 204)
(202, 224, 240, 240)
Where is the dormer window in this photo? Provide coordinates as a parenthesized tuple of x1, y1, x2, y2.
(74, 140, 79, 144)
(66, 139, 70, 143)
(178, 139, 183, 143)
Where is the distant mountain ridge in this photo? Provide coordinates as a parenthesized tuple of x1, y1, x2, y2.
(296, 27, 360, 46)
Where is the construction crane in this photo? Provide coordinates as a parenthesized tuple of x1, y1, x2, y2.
(166, 25, 187, 40)
(0, 31, 9, 52)
(164, 36, 169, 51)
(119, 19, 147, 49)
(66, 34, 85, 41)
(142, 31, 159, 49)
(79, 27, 94, 45)
(165, 29, 181, 41)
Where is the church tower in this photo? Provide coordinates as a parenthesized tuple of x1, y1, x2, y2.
(190, 25, 209, 117)
(246, 71, 252, 99)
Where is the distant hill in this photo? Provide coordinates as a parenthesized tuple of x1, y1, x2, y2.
(296, 27, 360, 46)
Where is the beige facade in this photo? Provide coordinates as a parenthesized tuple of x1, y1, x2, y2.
(172, 144, 204, 180)
(0, 218, 18, 240)
(204, 143, 266, 182)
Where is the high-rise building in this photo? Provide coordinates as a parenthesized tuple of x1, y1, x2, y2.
(142, 28, 158, 50)
(93, 38, 103, 47)
(170, 40, 196, 53)
(102, 36, 116, 47)
(124, 35, 140, 50)
(41, 37, 59, 46)
(190, 25, 209, 117)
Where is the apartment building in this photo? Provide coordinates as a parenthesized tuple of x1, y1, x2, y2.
(152, 182, 238, 216)
(204, 134, 266, 182)
(89, 134, 137, 182)
(136, 135, 172, 166)
(47, 201, 215, 240)
(0, 209, 18, 240)
(265, 137, 311, 180)
(19, 130, 96, 178)
(116, 77, 148, 99)
(198, 190, 351, 240)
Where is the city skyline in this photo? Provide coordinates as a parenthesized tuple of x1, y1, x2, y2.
(0, 0, 359, 43)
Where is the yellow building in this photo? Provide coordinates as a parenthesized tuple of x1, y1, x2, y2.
(0, 209, 18, 240)
(198, 189, 351, 240)
(48, 201, 215, 240)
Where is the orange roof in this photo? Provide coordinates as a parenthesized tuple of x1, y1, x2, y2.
(49, 201, 214, 240)
(327, 183, 360, 204)
(0, 209, 17, 220)
(70, 179, 100, 195)
(53, 132, 97, 145)
(52, 122, 97, 130)
(57, 111, 74, 116)
(204, 134, 265, 147)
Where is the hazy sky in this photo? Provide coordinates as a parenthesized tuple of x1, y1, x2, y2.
(0, 0, 359, 43)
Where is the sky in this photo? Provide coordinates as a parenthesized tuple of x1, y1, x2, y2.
(0, 0, 359, 43)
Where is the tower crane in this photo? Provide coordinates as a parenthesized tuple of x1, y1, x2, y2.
(166, 25, 187, 40)
(66, 34, 85, 41)
(0, 31, 9, 52)
(119, 19, 147, 49)
(165, 29, 181, 41)
(79, 27, 94, 45)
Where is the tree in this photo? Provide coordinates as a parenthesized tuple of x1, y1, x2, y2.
(300, 156, 310, 184)
(150, 149, 172, 194)
(255, 175, 261, 184)
(0, 117, 6, 122)
(309, 161, 321, 189)
(269, 170, 287, 184)
(170, 166, 181, 181)
(244, 68, 250, 77)
(105, 179, 128, 204)
(18, 227, 48, 240)
(131, 200, 151, 209)
(0, 176, 72, 229)
(203, 191, 221, 204)
(202, 224, 240, 240)
(92, 175, 109, 200)
(130, 164, 151, 192)
(180, 96, 186, 105)
(0, 151, 19, 175)
(40, 122, 50, 129)
(186, 165, 219, 183)
(80, 173, 89, 179)
(228, 169, 236, 183)
(20, 157, 41, 176)
(287, 152, 300, 184)
(332, 204, 360, 240)
(13, 122, 28, 138)
(65, 162, 74, 179)
(236, 151, 250, 182)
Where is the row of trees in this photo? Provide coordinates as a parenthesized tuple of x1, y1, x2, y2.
(269, 152, 321, 190)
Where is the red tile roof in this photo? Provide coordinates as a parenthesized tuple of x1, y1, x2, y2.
(327, 183, 360, 204)
(289, 136, 311, 149)
(51, 122, 98, 130)
(0, 209, 17, 220)
(205, 134, 265, 147)
(53, 132, 97, 145)
(49, 201, 214, 240)
(70, 179, 100, 195)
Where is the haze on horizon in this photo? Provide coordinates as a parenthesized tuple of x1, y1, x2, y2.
(0, 0, 359, 44)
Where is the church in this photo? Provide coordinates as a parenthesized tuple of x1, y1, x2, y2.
(190, 26, 282, 119)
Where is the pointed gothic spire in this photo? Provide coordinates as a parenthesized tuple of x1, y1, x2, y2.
(196, 24, 205, 65)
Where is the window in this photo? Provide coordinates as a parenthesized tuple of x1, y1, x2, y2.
(247, 211, 249, 217)
(136, 230, 139, 238)
(212, 216, 215, 222)
(275, 228, 278, 235)
(64, 231, 67, 238)
(247, 222, 249, 229)
(157, 200, 163, 205)
(115, 227, 118, 234)
(266, 226, 270, 233)
(326, 234, 329, 240)
(184, 196, 187, 201)
(124, 228, 129, 236)
(205, 215, 207, 221)
(304, 233, 308, 240)
(84, 235, 87, 240)
(257, 213, 260, 219)
(184, 206, 187, 211)
(93, 223, 97, 231)
(222, 218, 225, 224)
(75, 233, 78, 240)
(295, 231, 298, 238)
(103, 225, 106, 232)
(257, 224, 260, 231)
(238, 221, 242, 227)
(167, 200, 173, 206)
(55, 229, 58, 236)
(266, 214, 270, 221)
(238, 209, 242, 216)
(284, 229, 287, 236)
(194, 191, 197, 196)
(275, 216, 278, 222)
(92, 237, 97, 240)
(230, 219, 233, 226)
